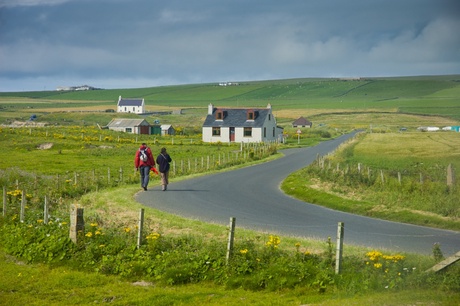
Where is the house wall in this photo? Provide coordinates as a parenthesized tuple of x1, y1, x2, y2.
(117, 105, 144, 114)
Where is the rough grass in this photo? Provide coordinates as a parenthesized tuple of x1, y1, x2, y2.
(282, 132, 460, 230)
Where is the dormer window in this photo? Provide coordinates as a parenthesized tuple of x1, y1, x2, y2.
(247, 110, 255, 120)
(216, 110, 224, 120)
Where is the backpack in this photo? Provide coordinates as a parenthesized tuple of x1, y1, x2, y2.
(139, 148, 148, 162)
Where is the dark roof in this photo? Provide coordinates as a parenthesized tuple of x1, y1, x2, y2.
(118, 99, 143, 106)
(203, 108, 270, 127)
(292, 116, 312, 126)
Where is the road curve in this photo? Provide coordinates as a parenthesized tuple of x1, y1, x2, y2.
(136, 132, 460, 256)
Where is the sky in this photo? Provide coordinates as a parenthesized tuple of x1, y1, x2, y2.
(0, 0, 459, 92)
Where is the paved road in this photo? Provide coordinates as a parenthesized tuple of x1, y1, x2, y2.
(136, 132, 460, 256)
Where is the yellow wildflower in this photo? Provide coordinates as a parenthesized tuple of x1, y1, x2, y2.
(85, 232, 93, 238)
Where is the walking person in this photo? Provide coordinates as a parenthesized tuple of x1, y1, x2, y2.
(134, 143, 155, 191)
(156, 147, 172, 191)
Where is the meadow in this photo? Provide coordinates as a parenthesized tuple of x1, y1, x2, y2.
(1, 75, 460, 305)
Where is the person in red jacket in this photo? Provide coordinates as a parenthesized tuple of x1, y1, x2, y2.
(134, 143, 155, 191)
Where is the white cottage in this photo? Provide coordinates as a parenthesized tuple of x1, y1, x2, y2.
(202, 103, 283, 143)
(117, 96, 145, 114)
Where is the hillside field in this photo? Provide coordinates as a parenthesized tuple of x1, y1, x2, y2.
(0, 75, 459, 130)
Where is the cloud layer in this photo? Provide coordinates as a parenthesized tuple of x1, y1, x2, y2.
(1, 0, 459, 91)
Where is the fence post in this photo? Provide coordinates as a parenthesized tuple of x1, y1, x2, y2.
(69, 206, 84, 244)
(107, 167, 111, 184)
(335, 222, 344, 274)
(2, 186, 6, 217)
(137, 208, 144, 249)
(226, 217, 236, 265)
(447, 164, 455, 191)
(44, 195, 49, 224)
(20, 190, 26, 222)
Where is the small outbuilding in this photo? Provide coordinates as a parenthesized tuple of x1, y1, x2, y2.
(292, 116, 312, 128)
(161, 124, 175, 136)
(106, 118, 150, 134)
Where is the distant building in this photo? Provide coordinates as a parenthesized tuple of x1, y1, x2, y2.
(117, 96, 145, 114)
(292, 116, 312, 128)
(56, 85, 99, 91)
(106, 118, 150, 134)
(160, 124, 176, 136)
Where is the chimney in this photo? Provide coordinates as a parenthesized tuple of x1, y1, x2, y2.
(208, 103, 214, 115)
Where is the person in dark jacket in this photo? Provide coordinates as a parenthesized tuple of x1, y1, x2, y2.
(156, 147, 172, 191)
(134, 143, 155, 191)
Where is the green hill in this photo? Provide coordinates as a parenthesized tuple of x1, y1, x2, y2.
(1, 75, 460, 121)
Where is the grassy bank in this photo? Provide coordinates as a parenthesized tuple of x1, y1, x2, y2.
(282, 132, 460, 231)
(2, 186, 460, 305)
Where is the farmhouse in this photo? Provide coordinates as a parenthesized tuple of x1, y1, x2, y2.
(117, 96, 145, 114)
(292, 116, 312, 128)
(202, 103, 283, 143)
(106, 118, 150, 134)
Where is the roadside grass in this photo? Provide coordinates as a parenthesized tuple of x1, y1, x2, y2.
(2, 250, 459, 306)
(1, 185, 459, 305)
(282, 132, 460, 231)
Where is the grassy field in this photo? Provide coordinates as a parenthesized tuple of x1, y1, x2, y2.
(1, 75, 460, 305)
(1, 75, 460, 125)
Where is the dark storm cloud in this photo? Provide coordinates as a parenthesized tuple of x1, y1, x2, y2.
(0, 0, 459, 91)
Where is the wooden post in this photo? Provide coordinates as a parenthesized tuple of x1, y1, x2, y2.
(137, 208, 144, 249)
(380, 170, 385, 184)
(74, 172, 78, 185)
(2, 186, 6, 217)
(20, 190, 26, 222)
(107, 167, 111, 184)
(69, 206, 84, 244)
(426, 251, 460, 273)
(398, 172, 402, 185)
(44, 195, 49, 224)
(226, 217, 236, 265)
(335, 222, 344, 274)
(447, 164, 455, 190)
(119, 167, 123, 183)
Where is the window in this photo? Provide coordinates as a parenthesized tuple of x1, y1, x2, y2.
(126, 128, 132, 133)
(212, 127, 221, 136)
(273, 127, 275, 137)
(244, 127, 252, 137)
(264, 127, 266, 138)
(216, 110, 223, 120)
(247, 110, 255, 120)
(269, 114, 271, 121)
